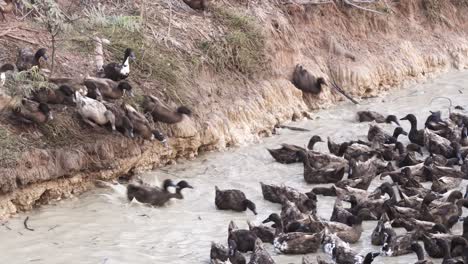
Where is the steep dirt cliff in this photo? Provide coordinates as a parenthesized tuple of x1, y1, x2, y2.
(1, 0, 468, 218)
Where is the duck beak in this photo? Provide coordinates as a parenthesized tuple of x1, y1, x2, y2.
(48, 112, 53, 120)
(400, 116, 408, 121)
(464, 191, 468, 199)
(262, 217, 271, 224)
(252, 209, 258, 215)
(401, 130, 408, 136)
(42, 54, 48, 61)
(393, 120, 400, 126)
(127, 90, 135, 97)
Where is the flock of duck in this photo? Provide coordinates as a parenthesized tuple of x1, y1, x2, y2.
(0, 47, 192, 142)
(238, 110, 468, 263)
(121, 108, 468, 263)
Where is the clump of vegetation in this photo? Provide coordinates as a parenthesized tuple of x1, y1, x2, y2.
(198, 7, 266, 75)
(0, 126, 27, 167)
(3, 66, 56, 102)
(38, 111, 87, 147)
(422, 0, 443, 22)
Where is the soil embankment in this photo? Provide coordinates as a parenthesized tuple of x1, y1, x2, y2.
(0, 0, 468, 218)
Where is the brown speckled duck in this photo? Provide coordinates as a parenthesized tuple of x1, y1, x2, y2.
(357, 111, 400, 125)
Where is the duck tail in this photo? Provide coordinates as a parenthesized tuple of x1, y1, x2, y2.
(215, 186, 220, 192)
(177, 106, 192, 116)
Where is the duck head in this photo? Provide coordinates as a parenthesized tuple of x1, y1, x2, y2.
(35, 48, 48, 61)
(357, 208, 377, 221)
(38, 103, 53, 121)
(400, 114, 417, 125)
(317, 77, 327, 86)
(262, 213, 282, 227)
(176, 180, 193, 190)
(117, 82, 134, 97)
(242, 199, 257, 215)
(152, 130, 167, 146)
(307, 135, 323, 150)
(363, 252, 380, 264)
(124, 48, 136, 61)
(422, 192, 439, 206)
(386, 115, 400, 126)
(429, 223, 449, 234)
(392, 127, 408, 138)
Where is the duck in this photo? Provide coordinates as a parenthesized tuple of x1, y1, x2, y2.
(357, 111, 400, 125)
(424, 129, 456, 158)
(31, 85, 75, 105)
(260, 182, 316, 214)
(381, 231, 419, 257)
(451, 236, 468, 259)
(103, 102, 134, 138)
(47, 77, 88, 95)
(266, 144, 305, 164)
(401, 114, 425, 146)
(322, 232, 380, 264)
(142, 95, 192, 124)
(215, 186, 257, 215)
(371, 214, 396, 246)
(330, 198, 377, 224)
(368, 125, 407, 145)
(11, 99, 53, 124)
(420, 192, 468, 228)
(0, 0, 14, 21)
(210, 242, 229, 264)
(424, 164, 466, 181)
(228, 221, 258, 253)
(397, 143, 424, 168)
(437, 239, 464, 264)
(273, 229, 324, 254)
(306, 150, 349, 170)
(0, 63, 14, 86)
(16, 48, 48, 72)
(127, 179, 193, 206)
(182, 0, 207, 10)
(84, 77, 133, 100)
(307, 135, 324, 150)
(343, 143, 378, 162)
(228, 239, 247, 264)
(74, 91, 116, 131)
(321, 214, 365, 244)
(297, 151, 345, 184)
(328, 137, 350, 157)
(248, 239, 275, 264)
(122, 103, 167, 142)
(103, 48, 136, 81)
(411, 242, 433, 264)
(431, 176, 463, 194)
(292, 64, 326, 94)
(247, 221, 275, 244)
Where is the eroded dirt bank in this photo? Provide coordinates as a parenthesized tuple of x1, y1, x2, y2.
(1, 0, 468, 218)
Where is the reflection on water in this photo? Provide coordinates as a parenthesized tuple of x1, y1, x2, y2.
(1, 71, 468, 264)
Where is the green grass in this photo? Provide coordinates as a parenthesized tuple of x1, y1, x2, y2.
(198, 7, 266, 75)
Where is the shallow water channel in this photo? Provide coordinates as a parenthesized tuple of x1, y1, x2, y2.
(2, 71, 468, 264)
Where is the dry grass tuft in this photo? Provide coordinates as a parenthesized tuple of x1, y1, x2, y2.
(38, 111, 87, 147)
(0, 126, 28, 167)
(198, 7, 266, 75)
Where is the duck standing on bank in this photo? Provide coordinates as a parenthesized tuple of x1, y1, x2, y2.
(16, 48, 48, 72)
(103, 48, 136, 81)
(215, 186, 257, 215)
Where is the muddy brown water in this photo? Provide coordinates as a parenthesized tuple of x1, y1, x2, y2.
(1, 71, 468, 264)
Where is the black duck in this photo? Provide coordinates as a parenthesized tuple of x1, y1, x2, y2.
(401, 114, 425, 146)
(16, 47, 48, 71)
(142, 95, 192, 124)
(298, 151, 345, 184)
(292, 64, 326, 94)
(11, 99, 53, 124)
(103, 48, 136, 81)
(248, 239, 275, 264)
(411, 242, 433, 264)
(215, 186, 257, 215)
(228, 221, 258, 253)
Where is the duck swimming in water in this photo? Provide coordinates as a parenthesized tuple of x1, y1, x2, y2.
(357, 111, 400, 126)
(401, 114, 425, 146)
(228, 221, 258, 253)
(297, 151, 346, 184)
(127, 179, 193, 206)
(411, 242, 433, 264)
(215, 186, 257, 215)
(248, 239, 275, 264)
